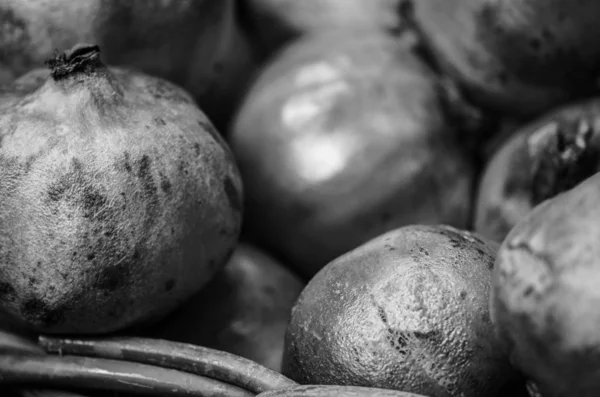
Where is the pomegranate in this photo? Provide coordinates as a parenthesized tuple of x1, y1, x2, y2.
(475, 98, 600, 243)
(410, 0, 600, 116)
(283, 225, 518, 397)
(0, 44, 243, 334)
(230, 30, 477, 277)
(491, 172, 600, 397)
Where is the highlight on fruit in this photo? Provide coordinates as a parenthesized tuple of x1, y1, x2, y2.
(1, 2, 599, 396)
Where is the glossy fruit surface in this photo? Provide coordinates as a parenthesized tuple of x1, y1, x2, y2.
(231, 31, 475, 277)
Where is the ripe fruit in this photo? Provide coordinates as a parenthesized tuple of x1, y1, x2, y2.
(0, 0, 257, 128)
(147, 244, 305, 372)
(491, 172, 600, 397)
(241, 0, 404, 53)
(411, 0, 600, 116)
(283, 225, 518, 397)
(475, 98, 600, 242)
(230, 31, 476, 277)
(0, 44, 243, 334)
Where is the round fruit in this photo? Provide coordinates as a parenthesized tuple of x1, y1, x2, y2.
(146, 244, 305, 372)
(0, 44, 243, 334)
(282, 225, 518, 397)
(411, 0, 600, 116)
(0, 0, 257, 128)
(230, 31, 476, 277)
(475, 98, 600, 243)
(491, 172, 600, 397)
(241, 0, 404, 53)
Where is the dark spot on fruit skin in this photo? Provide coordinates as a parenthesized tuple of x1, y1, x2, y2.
(223, 176, 242, 213)
(20, 297, 65, 327)
(0, 281, 15, 298)
(137, 155, 153, 189)
(47, 179, 69, 201)
(164, 279, 176, 292)
(154, 117, 166, 126)
(123, 152, 132, 173)
(24, 155, 37, 173)
(460, 290, 468, 300)
(81, 186, 107, 218)
(437, 227, 471, 250)
(95, 261, 129, 291)
(136, 155, 160, 223)
(417, 244, 430, 256)
(193, 143, 201, 156)
(46, 158, 108, 219)
(159, 172, 171, 194)
(376, 300, 412, 356)
(178, 160, 190, 176)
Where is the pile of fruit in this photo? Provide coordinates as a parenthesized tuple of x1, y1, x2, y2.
(2, 1, 600, 396)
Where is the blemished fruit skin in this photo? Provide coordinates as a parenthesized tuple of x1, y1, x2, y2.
(475, 98, 600, 243)
(491, 172, 600, 397)
(0, 0, 258, 129)
(230, 31, 475, 277)
(146, 244, 305, 372)
(0, 46, 243, 334)
(282, 225, 518, 397)
(411, 0, 600, 117)
(241, 0, 404, 53)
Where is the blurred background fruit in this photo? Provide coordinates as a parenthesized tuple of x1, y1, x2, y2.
(410, 0, 600, 117)
(230, 30, 480, 277)
(475, 98, 600, 242)
(240, 0, 405, 55)
(146, 244, 304, 372)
